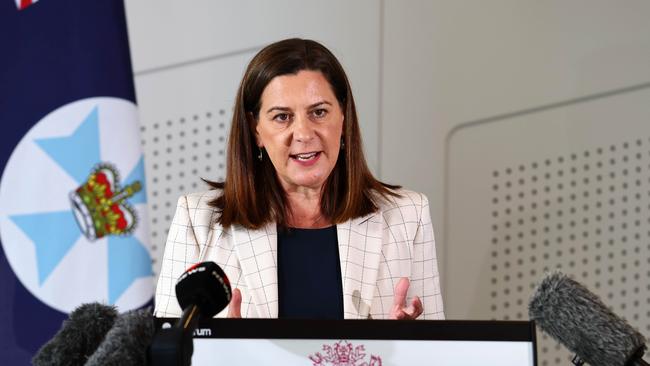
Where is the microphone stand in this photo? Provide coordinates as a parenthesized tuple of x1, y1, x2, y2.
(178, 304, 200, 333)
(148, 305, 200, 366)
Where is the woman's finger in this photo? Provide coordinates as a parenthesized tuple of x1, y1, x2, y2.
(392, 277, 410, 308)
(227, 288, 242, 318)
(390, 277, 411, 319)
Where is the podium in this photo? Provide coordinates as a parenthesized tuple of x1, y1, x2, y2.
(154, 318, 537, 365)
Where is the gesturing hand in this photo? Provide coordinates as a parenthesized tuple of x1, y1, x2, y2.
(227, 288, 242, 318)
(389, 277, 423, 320)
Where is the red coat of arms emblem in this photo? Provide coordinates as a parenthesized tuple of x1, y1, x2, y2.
(308, 340, 382, 366)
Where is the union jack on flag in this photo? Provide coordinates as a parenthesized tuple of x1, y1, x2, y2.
(15, 0, 40, 10)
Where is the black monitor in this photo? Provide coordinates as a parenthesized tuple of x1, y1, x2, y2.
(154, 318, 537, 365)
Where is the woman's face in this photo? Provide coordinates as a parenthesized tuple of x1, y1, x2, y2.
(255, 70, 344, 193)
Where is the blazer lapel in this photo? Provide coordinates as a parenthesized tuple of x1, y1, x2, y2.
(337, 210, 383, 319)
(232, 222, 278, 318)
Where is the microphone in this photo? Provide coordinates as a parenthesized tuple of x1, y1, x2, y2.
(175, 261, 232, 330)
(84, 308, 155, 366)
(529, 271, 648, 366)
(149, 261, 232, 366)
(32, 302, 118, 366)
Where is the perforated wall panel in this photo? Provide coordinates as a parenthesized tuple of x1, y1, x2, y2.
(139, 109, 230, 273)
(445, 86, 650, 365)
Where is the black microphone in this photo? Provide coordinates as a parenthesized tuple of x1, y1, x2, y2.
(84, 308, 155, 366)
(175, 261, 232, 330)
(32, 302, 118, 366)
(149, 261, 232, 366)
(529, 271, 648, 366)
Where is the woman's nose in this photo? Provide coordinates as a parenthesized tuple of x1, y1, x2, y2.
(292, 114, 314, 143)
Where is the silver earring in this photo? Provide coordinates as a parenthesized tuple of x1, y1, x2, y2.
(340, 137, 345, 150)
(258, 147, 263, 161)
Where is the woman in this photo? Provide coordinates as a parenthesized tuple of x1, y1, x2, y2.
(154, 38, 444, 320)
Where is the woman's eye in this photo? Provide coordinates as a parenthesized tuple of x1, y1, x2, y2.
(312, 108, 328, 118)
(274, 113, 291, 122)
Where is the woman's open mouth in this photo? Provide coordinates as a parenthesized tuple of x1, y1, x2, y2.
(290, 151, 321, 165)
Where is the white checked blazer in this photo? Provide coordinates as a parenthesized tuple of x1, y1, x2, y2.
(154, 188, 444, 320)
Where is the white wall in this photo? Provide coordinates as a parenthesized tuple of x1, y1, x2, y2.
(380, 0, 650, 283)
(378, 2, 650, 363)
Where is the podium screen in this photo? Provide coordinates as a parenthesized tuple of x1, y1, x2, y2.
(155, 319, 536, 365)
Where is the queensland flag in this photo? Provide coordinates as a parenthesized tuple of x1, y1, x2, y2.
(0, 0, 153, 362)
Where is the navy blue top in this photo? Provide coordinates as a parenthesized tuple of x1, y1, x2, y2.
(277, 225, 344, 319)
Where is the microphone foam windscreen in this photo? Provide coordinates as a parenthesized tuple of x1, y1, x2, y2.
(32, 302, 118, 366)
(175, 261, 232, 317)
(528, 272, 647, 366)
(84, 308, 155, 366)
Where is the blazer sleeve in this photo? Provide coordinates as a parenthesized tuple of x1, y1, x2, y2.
(153, 195, 201, 317)
(412, 193, 445, 319)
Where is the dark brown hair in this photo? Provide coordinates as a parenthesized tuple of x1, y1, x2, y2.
(208, 38, 400, 229)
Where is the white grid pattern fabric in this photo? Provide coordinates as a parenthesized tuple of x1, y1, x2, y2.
(154, 189, 444, 320)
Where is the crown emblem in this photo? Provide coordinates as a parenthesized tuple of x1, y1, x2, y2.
(70, 163, 141, 240)
(309, 340, 382, 366)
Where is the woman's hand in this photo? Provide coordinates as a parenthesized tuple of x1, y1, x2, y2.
(227, 288, 242, 318)
(389, 277, 423, 320)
